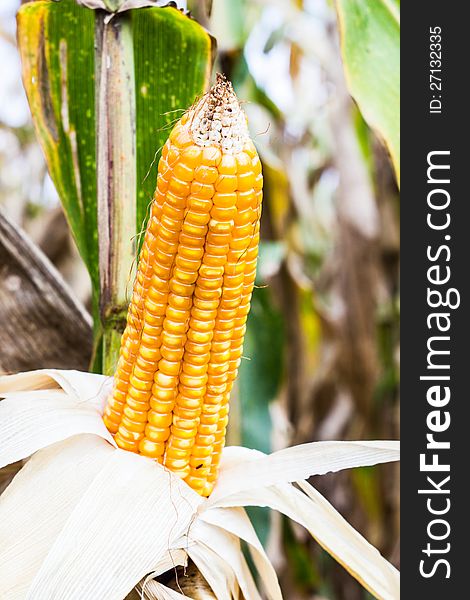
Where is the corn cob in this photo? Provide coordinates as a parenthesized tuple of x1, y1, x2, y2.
(103, 74, 262, 496)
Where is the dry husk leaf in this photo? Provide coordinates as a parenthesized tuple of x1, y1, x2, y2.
(0, 370, 400, 599)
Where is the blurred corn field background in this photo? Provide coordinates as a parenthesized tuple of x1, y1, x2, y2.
(0, 0, 399, 598)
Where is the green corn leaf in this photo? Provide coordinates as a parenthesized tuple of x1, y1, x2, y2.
(17, 0, 213, 370)
(17, 0, 98, 308)
(335, 0, 400, 183)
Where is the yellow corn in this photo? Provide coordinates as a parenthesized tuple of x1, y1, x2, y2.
(103, 74, 262, 496)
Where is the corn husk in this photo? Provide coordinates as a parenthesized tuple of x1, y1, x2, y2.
(0, 370, 400, 599)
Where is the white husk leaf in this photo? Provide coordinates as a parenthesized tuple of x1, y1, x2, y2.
(0, 435, 114, 598)
(0, 370, 400, 599)
(187, 543, 236, 600)
(208, 441, 399, 504)
(27, 450, 201, 599)
(199, 507, 282, 600)
(189, 522, 262, 600)
(208, 483, 399, 600)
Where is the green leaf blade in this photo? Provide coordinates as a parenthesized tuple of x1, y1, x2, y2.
(17, 0, 99, 295)
(132, 6, 213, 234)
(335, 0, 400, 183)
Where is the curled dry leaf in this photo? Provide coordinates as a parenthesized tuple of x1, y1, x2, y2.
(0, 369, 399, 599)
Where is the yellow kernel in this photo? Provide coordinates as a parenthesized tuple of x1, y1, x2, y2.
(182, 362, 208, 377)
(235, 152, 252, 174)
(208, 219, 234, 234)
(189, 456, 212, 468)
(206, 383, 226, 395)
(207, 230, 231, 245)
(211, 206, 236, 221)
(150, 396, 175, 411)
(179, 372, 208, 388)
(181, 145, 203, 167)
(218, 154, 237, 175)
(117, 425, 144, 441)
(243, 141, 257, 157)
(205, 245, 230, 261)
(191, 445, 213, 458)
(191, 307, 218, 321)
(182, 221, 207, 238)
(172, 267, 198, 285)
(163, 204, 185, 221)
(193, 297, 219, 311)
(127, 387, 151, 403)
(162, 318, 186, 335)
(144, 298, 166, 318)
(195, 433, 215, 446)
(160, 345, 185, 362)
(161, 330, 187, 348)
(145, 424, 171, 442)
(160, 213, 181, 232)
(191, 181, 215, 199)
(158, 358, 181, 376)
(212, 192, 237, 209)
(158, 224, 180, 244)
(194, 286, 222, 301)
(185, 210, 211, 226)
(201, 146, 222, 166)
(237, 190, 256, 210)
(184, 475, 206, 490)
(174, 406, 201, 420)
(199, 413, 219, 425)
(103, 414, 119, 433)
(173, 162, 194, 182)
(179, 245, 205, 261)
(148, 411, 173, 428)
(189, 317, 216, 334)
(173, 415, 201, 430)
(165, 191, 187, 209)
(184, 345, 212, 359)
(123, 405, 148, 423)
(198, 423, 218, 436)
(139, 439, 164, 458)
(165, 446, 192, 459)
(234, 208, 254, 226)
(168, 292, 193, 310)
(210, 349, 231, 363)
(170, 126, 192, 148)
(176, 392, 203, 407)
(230, 235, 251, 251)
(179, 232, 205, 248)
(169, 279, 195, 296)
(210, 340, 232, 353)
(128, 374, 152, 392)
(208, 373, 229, 387)
(114, 434, 139, 452)
(207, 361, 230, 375)
(147, 286, 169, 304)
(215, 174, 237, 193)
(154, 371, 179, 388)
(196, 277, 221, 292)
(188, 197, 213, 214)
(194, 165, 218, 184)
(187, 328, 213, 344)
(164, 459, 191, 474)
(171, 425, 198, 439)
